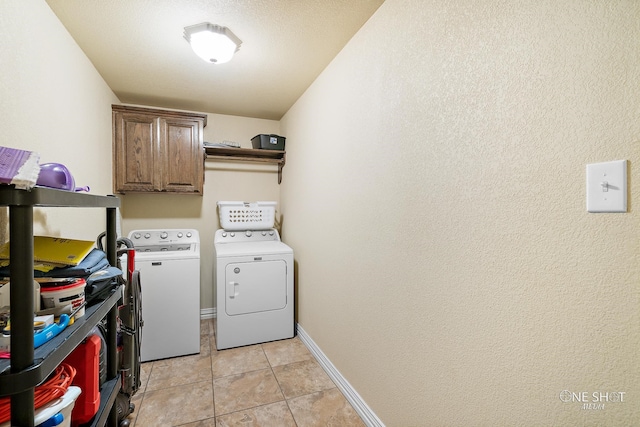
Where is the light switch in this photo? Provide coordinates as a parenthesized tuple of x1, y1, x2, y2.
(586, 160, 627, 213)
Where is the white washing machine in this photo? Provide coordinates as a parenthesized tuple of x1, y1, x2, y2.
(129, 229, 200, 361)
(214, 228, 294, 350)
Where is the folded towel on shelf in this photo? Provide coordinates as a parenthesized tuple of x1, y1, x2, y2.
(0, 146, 40, 190)
(39, 248, 110, 278)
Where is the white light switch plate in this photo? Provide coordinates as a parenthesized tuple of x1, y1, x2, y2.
(586, 160, 627, 213)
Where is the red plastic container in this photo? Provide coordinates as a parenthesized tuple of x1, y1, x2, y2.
(64, 334, 101, 426)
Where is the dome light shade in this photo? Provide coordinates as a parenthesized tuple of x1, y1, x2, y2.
(184, 23, 241, 64)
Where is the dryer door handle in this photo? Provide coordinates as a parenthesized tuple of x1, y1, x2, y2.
(228, 281, 239, 299)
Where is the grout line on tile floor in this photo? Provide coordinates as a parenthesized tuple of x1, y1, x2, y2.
(126, 320, 366, 426)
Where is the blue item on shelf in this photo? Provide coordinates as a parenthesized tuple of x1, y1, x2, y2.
(34, 314, 69, 348)
(36, 412, 64, 427)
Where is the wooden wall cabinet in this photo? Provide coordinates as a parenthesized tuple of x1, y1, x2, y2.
(112, 105, 207, 194)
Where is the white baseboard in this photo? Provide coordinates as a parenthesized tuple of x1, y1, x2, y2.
(200, 307, 216, 319)
(296, 324, 385, 427)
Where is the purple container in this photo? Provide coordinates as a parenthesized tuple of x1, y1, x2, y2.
(37, 163, 76, 191)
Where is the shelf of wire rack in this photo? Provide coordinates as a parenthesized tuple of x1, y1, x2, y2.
(0, 186, 120, 427)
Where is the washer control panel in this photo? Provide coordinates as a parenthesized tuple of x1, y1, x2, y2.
(214, 228, 281, 244)
(128, 229, 199, 252)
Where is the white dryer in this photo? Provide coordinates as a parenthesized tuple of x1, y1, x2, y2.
(214, 228, 294, 350)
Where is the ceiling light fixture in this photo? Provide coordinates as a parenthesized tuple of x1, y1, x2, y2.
(183, 22, 242, 64)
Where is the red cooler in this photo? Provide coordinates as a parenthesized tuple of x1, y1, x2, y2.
(64, 334, 101, 426)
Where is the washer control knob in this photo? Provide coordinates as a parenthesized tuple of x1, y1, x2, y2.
(245, 230, 252, 237)
(133, 233, 141, 240)
(269, 230, 275, 236)
(160, 232, 168, 239)
(230, 232, 235, 237)
(177, 232, 183, 238)
(186, 232, 192, 238)
(261, 231, 267, 236)
(222, 232, 227, 237)
(144, 233, 151, 239)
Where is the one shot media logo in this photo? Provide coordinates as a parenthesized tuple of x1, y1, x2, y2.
(560, 390, 626, 410)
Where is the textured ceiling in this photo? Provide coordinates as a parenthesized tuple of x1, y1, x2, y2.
(45, 0, 384, 120)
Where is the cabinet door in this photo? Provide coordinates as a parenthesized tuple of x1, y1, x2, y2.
(159, 117, 204, 194)
(113, 111, 159, 192)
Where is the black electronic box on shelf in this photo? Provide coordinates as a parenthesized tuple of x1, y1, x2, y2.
(251, 134, 286, 151)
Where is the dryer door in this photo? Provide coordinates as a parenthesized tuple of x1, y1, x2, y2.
(225, 259, 287, 315)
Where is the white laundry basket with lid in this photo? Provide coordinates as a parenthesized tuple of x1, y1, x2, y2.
(217, 201, 276, 231)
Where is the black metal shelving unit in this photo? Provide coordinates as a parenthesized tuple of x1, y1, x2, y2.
(0, 186, 121, 427)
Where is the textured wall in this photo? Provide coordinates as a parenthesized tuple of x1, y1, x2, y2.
(0, 1, 283, 312)
(280, 0, 640, 425)
(0, 0, 119, 240)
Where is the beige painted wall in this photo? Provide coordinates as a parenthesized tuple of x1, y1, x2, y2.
(5, 0, 640, 425)
(1, 1, 282, 313)
(1, 0, 119, 240)
(119, 112, 281, 310)
(280, 0, 640, 425)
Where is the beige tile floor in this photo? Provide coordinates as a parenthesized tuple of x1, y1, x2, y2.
(125, 319, 366, 426)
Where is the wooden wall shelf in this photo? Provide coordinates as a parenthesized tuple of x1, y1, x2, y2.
(204, 146, 286, 184)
